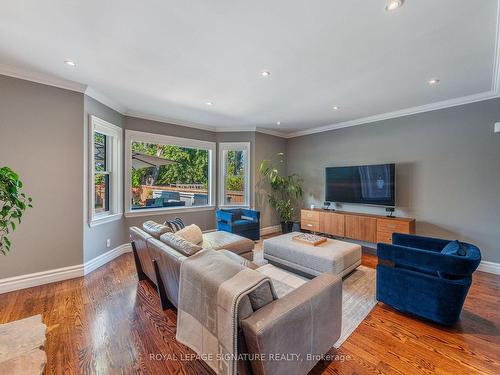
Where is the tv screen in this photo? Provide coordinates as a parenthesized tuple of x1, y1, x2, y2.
(325, 164, 396, 207)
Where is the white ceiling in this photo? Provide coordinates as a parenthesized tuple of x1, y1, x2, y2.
(0, 0, 499, 136)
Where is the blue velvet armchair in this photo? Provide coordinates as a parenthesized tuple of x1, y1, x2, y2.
(216, 208, 260, 241)
(376, 233, 481, 325)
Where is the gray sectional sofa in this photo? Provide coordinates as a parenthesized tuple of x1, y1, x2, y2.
(129, 221, 342, 375)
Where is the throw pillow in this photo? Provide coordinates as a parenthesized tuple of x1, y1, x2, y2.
(142, 220, 173, 239)
(164, 217, 185, 232)
(176, 224, 203, 245)
(159, 232, 203, 257)
(441, 240, 468, 256)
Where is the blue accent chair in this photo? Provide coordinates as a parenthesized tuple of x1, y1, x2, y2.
(216, 209, 260, 241)
(376, 233, 481, 325)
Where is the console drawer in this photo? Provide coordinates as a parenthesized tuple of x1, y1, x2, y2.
(301, 219, 319, 232)
(301, 210, 319, 222)
(377, 219, 410, 234)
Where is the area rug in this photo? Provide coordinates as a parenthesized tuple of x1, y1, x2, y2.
(256, 264, 377, 348)
(0, 314, 47, 374)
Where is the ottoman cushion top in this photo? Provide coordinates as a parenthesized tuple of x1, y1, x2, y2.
(202, 230, 254, 255)
(263, 232, 361, 276)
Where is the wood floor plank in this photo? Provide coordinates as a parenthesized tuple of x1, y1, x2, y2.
(0, 238, 498, 375)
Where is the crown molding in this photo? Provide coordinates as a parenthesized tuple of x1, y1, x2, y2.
(0, 63, 87, 93)
(123, 110, 218, 133)
(84, 86, 127, 114)
(255, 128, 289, 138)
(285, 90, 500, 138)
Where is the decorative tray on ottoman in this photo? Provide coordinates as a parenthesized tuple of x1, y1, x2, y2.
(292, 233, 327, 246)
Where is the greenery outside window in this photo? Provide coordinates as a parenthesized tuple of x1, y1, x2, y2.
(88, 116, 122, 226)
(125, 130, 216, 217)
(219, 142, 250, 207)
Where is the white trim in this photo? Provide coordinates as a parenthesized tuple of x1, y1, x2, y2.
(495, 122, 500, 133)
(124, 205, 216, 218)
(88, 212, 123, 227)
(255, 128, 288, 138)
(218, 142, 251, 207)
(0, 63, 87, 93)
(124, 130, 216, 216)
(260, 225, 282, 236)
(478, 261, 500, 275)
(285, 91, 500, 138)
(88, 115, 123, 227)
(0, 264, 83, 294)
(83, 244, 132, 275)
(492, 0, 500, 94)
(124, 111, 217, 132)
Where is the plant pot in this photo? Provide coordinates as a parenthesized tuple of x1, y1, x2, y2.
(281, 221, 294, 234)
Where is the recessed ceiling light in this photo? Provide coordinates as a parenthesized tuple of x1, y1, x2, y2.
(428, 78, 440, 85)
(276, 121, 281, 126)
(206, 101, 213, 106)
(64, 59, 76, 67)
(385, 0, 403, 11)
(261, 71, 271, 77)
(332, 106, 340, 110)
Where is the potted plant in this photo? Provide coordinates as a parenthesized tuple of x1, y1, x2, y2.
(259, 153, 303, 233)
(0, 167, 32, 255)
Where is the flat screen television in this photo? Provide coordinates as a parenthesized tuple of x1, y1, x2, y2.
(325, 163, 396, 207)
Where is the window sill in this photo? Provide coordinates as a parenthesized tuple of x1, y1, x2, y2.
(124, 205, 216, 218)
(218, 205, 251, 209)
(89, 213, 123, 227)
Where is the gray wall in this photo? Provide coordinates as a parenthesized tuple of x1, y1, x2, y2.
(286, 98, 500, 263)
(0, 75, 84, 278)
(254, 132, 288, 228)
(83, 95, 127, 262)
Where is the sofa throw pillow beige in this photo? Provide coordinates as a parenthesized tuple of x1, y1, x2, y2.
(159, 232, 203, 256)
(142, 220, 173, 239)
(176, 224, 203, 245)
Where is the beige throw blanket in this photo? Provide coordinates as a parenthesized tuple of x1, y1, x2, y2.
(176, 249, 277, 375)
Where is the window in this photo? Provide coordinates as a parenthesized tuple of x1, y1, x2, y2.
(125, 130, 216, 216)
(88, 116, 122, 226)
(219, 142, 251, 207)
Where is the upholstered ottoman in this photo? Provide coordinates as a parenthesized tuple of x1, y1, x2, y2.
(263, 232, 361, 277)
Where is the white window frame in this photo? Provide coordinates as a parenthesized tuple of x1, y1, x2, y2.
(124, 130, 216, 217)
(88, 115, 123, 227)
(218, 142, 251, 208)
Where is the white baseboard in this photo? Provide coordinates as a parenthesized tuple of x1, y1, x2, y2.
(83, 243, 132, 275)
(0, 243, 132, 294)
(0, 264, 84, 294)
(478, 261, 500, 275)
(261, 225, 282, 236)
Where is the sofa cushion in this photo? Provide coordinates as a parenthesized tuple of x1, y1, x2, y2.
(232, 219, 258, 231)
(142, 220, 172, 239)
(176, 224, 203, 245)
(164, 217, 185, 232)
(159, 232, 203, 257)
(202, 231, 254, 255)
(441, 240, 467, 256)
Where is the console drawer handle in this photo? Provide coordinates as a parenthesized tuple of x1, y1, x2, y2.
(307, 224, 313, 227)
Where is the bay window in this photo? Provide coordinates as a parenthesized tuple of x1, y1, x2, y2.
(88, 115, 122, 226)
(125, 130, 216, 216)
(219, 142, 250, 207)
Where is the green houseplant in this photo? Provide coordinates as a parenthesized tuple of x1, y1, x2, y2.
(0, 167, 32, 255)
(259, 153, 303, 233)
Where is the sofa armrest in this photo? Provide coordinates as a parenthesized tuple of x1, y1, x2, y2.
(241, 273, 341, 375)
(216, 210, 234, 223)
(392, 233, 450, 252)
(241, 209, 260, 222)
(217, 249, 259, 270)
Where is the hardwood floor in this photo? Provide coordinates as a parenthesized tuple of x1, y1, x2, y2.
(0, 243, 499, 374)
